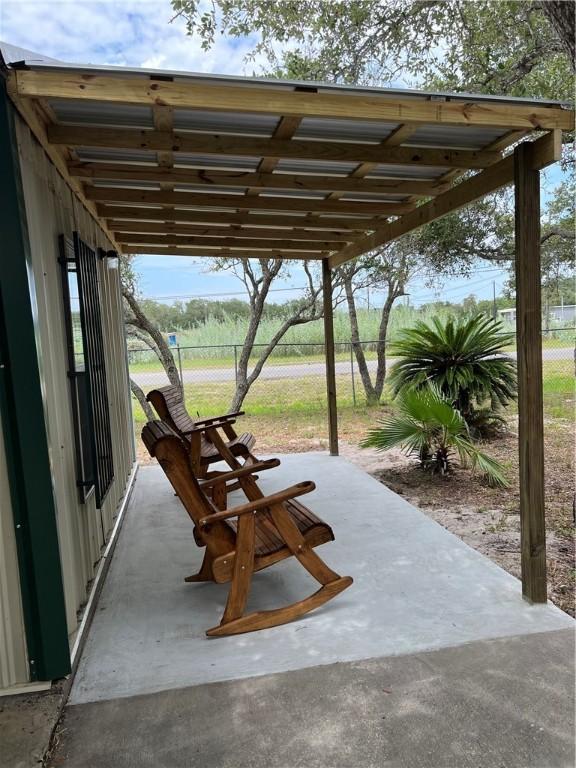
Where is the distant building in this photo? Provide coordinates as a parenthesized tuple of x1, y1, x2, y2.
(497, 306, 576, 325)
(549, 305, 576, 324)
(497, 308, 517, 322)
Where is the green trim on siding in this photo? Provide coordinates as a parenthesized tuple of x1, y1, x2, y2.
(0, 80, 71, 681)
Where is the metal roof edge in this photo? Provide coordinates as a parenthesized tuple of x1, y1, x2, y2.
(0, 43, 570, 110)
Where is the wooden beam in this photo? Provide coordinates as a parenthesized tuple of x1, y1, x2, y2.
(98, 205, 382, 230)
(250, 114, 302, 195)
(153, 104, 175, 195)
(15, 70, 575, 130)
(120, 245, 324, 259)
(86, 186, 415, 215)
(514, 141, 547, 603)
(68, 161, 447, 196)
(431, 129, 529, 191)
(110, 220, 354, 242)
(326, 123, 419, 203)
(117, 233, 339, 251)
(48, 125, 501, 169)
(329, 131, 562, 268)
(322, 260, 338, 456)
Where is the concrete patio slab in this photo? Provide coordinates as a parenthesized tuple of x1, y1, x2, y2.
(70, 454, 573, 705)
(52, 629, 575, 768)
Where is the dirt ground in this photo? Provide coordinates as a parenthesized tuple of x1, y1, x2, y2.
(135, 415, 575, 617)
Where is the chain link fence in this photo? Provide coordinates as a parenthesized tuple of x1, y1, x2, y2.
(128, 328, 575, 427)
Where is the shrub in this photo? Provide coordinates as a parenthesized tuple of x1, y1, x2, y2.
(360, 386, 508, 487)
(388, 314, 517, 434)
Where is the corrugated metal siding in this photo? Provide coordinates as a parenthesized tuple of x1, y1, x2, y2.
(11, 114, 135, 660)
(0, 410, 30, 690)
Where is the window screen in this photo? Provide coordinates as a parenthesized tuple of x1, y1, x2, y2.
(59, 234, 114, 506)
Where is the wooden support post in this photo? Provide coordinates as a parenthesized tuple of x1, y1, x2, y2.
(322, 259, 339, 456)
(514, 142, 547, 603)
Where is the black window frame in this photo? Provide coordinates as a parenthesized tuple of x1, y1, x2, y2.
(59, 233, 114, 507)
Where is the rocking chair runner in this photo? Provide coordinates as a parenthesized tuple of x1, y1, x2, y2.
(142, 420, 353, 637)
(146, 385, 257, 478)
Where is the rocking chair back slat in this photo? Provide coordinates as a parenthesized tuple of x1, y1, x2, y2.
(147, 385, 196, 436)
(141, 421, 236, 556)
(146, 385, 257, 475)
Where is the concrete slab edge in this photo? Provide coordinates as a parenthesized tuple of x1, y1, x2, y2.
(69, 462, 139, 671)
(42, 462, 138, 765)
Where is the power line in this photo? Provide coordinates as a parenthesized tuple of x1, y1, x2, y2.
(142, 285, 308, 300)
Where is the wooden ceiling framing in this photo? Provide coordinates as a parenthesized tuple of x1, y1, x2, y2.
(6, 67, 574, 266)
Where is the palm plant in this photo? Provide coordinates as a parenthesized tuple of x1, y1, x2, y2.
(361, 386, 508, 487)
(388, 314, 517, 433)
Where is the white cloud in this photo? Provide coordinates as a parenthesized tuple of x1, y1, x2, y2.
(0, 0, 266, 76)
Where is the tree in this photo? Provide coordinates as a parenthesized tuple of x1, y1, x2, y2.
(541, 1, 575, 64)
(336, 240, 414, 405)
(172, 0, 574, 98)
(212, 257, 333, 411)
(119, 255, 182, 418)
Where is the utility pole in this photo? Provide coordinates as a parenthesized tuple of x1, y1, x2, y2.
(492, 280, 497, 320)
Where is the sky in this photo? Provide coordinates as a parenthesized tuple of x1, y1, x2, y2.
(0, 0, 564, 310)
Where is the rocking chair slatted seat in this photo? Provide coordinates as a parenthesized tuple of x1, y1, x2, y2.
(142, 420, 353, 637)
(146, 385, 257, 476)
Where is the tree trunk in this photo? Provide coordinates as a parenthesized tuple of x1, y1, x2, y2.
(231, 294, 266, 411)
(130, 378, 155, 421)
(372, 291, 397, 401)
(227, 259, 324, 412)
(344, 274, 380, 405)
(230, 299, 324, 411)
(123, 289, 182, 391)
(344, 272, 402, 406)
(541, 1, 575, 68)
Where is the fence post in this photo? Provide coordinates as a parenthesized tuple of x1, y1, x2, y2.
(349, 342, 356, 407)
(176, 345, 184, 387)
(234, 345, 238, 385)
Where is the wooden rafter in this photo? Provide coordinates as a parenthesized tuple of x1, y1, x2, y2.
(328, 131, 562, 268)
(110, 222, 354, 242)
(326, 123, 420, 213)
(247, 114, 302, 200)
(121, 245, 326, 259)
(86, 187, 416, 216)
(153, 104, 174, 185)
(433, 129, 529, 190)
(116, 233, 340, 251)
(69, 162, 448, 196)
(98, 206, 383, 230)
(47, 125, 502, 169)
(14, 70, 574, 130)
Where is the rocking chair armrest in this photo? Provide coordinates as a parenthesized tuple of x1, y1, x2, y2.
(182, 418, 237, 436)
(199, 481, 316, 527)
(193, 411, 245, 427)
(199, 458, 280, 489)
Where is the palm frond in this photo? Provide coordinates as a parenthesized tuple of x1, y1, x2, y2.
(361, 383, 508, 487)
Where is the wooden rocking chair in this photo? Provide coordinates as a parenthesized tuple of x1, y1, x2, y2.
(147, 385, 257, 478)
(142, 420, 353, 637)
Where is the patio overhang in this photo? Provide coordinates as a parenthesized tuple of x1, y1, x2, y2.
(2, 47, 574, 606)
(1, 56, 572, 266)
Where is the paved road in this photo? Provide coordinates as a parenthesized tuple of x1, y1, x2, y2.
(130, 346, 574, 386)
